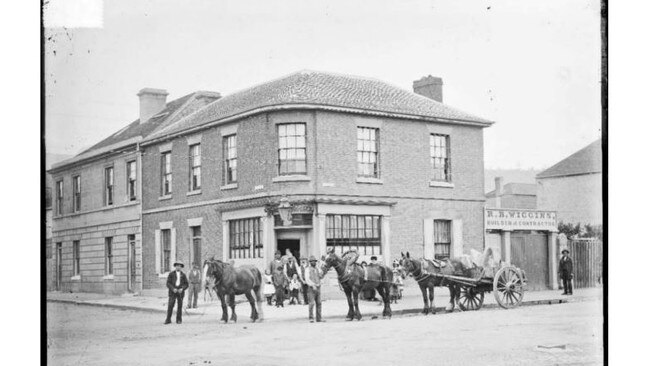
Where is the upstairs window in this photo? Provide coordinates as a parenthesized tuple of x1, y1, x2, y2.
(434, 219, 452, 260)
(223, 135, 237, 184)
(161, 152, 172, 195)
(430, 134, 451, 182)
(357, 127, 380, 178)
(278, 123, 306, 175)
(104, 167, 114, 206)
(72, 175, 81, 212)
(126, 161, 137, 201)
(189, 144, 201, 191)
(55, 180, 63, 215)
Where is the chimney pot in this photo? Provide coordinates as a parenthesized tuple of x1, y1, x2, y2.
(137, 88, 169, 124)
(413, 75, 443, 102)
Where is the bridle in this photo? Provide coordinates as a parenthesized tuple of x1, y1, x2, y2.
(323, 255, 353, 283)
(403, 258, 431, 283)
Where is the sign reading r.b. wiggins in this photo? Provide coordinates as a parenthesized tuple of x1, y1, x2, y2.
(485, 208, 558, 231)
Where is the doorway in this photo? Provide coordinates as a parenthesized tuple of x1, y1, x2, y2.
(56, 242, 62, 291)
(128, 235, 136, 292)
(510, 232, 549, 291)
(277, 239, 300, 260)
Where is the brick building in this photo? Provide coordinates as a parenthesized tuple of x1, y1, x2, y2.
(48, 89, 220, 294)
(485, 177, 537, 209)
(536, 139, 602, 226)
(138, 70, 493, 293)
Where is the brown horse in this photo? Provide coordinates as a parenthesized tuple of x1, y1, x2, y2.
(321, 249, 393, 320)
(202, 259, 264, 323)
(399, 252, 467, 314)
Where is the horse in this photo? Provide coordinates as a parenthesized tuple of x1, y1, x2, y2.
(399, 251, 468, 315)
(321, 249, 393, 320)
(203, 275, 218, 302)
(202, 258, 265, 323)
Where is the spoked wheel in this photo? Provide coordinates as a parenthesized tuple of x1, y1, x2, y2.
(493, 266, 525, 309)
(457, 286, 485, 311)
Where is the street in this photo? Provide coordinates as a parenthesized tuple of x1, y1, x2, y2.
(47, 299, 603, 366)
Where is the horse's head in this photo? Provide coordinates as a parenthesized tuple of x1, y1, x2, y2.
(400, 251, 418, 276)
(320, 248, 342, 274)
(202, 259, 225, 289)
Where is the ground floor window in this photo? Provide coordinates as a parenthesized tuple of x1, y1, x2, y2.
(105, 237, 114, 275)
(229, 218, 263, 259)
(160, 229, 171, 273)
(73, 240, 80, 276)
(191, 226, 202, 267)
(326, 214, 382, 255)
(434, 219, 452, 260)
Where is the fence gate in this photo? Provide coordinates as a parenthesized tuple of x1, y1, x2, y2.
(567, 238, 603, 288)
(511, 232, 549, 291)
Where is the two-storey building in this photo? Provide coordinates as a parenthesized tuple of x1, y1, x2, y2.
(49, 89, 220, 294)
(139, 71, 493, 292)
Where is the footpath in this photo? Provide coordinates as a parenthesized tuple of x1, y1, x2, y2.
(47, 283, 603, 323)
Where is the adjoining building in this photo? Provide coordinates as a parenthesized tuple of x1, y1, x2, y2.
(536, 139, 603, 226)
(485, 177, 537, 209)
(138, 70, 493, 294)
(48, 89, 220, 294)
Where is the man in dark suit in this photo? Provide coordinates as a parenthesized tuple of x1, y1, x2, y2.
(165, 262, 189, 324)
(559, 249, 574, 295)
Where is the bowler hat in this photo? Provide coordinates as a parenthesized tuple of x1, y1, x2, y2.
(173, 262, 185, 268)
(370, 256, 378, 261)
(561, 249, 570, 254)
(309, 255, 318, 262)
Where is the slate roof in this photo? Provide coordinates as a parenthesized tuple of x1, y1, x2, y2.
(486, 183, 537, 198)
(537, 139, 602, 179)
(144, 70, 493, 143)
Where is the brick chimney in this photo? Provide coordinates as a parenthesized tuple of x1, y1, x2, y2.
(413, 75, 443, 103)
(494, 177, 503, 208)
(137, 88, 168, 123)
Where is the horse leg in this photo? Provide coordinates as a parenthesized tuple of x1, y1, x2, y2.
(445, 285, 455, 313)
(420, 285, 429, 315)
(229, 293, 237, 323)
(245, 291, 258, 322)
(380, 284, 392, 318)
(218, 292, 228, 323)
(344, 287, 354, 321)
(352, 288, 362, 321)
(429, 284, 436, 314)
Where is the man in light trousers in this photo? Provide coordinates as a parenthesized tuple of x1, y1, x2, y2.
(304, 256, 325, 323)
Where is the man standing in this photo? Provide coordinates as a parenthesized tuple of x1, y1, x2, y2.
(187, 264, 202, 309)
(559, 249, 574, 295)
(304, 256, 325, 323)
(272, 265, 287, 307)
(299, 257, 309, 305)
(268, 250, 283, 274)
(165, 262, 189, 324)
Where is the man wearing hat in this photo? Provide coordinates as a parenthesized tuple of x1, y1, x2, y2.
(558, 249, 573, 295)
(304, 256, 325, 322)
(186, 263, 202, 309)
(268, 250, 283, 274)
(165, 262, 189, 324)
(299, 257, 310, 305)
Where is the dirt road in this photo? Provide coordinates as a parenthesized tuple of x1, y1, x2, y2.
(47, 300, 603, 366)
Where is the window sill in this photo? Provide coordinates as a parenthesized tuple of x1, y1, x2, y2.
(158, 272, 170, 279)
(429, 181, 454, 188)
(220, 183, 238, 191)
(102, 275, 115, 280)
(272, 175, 311, 183)
(356, 177, 383, 185)
(71, 275, 81, 281)
(159, 195, 172, 201)
(186, 190, 202, 196)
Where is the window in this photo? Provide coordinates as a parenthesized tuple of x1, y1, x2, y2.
(277, 123, 306, 175)
(434, 220, 452, 260)
(73, 240, 80, 276)
(326, 214, 382, 256)
(229, 218, 263, 259)
(357, 127, 379, 178)
(161, 152, 172, 195)
(191, 226, 202, 267)
(105, 237, 113, 275)
(430, 134, 451, 182)
(46, 239, 52, 259)
(160, 229, 171, 273)
(126, 161, 137, 201)
(104, 167, 114, 205)
(223, 135, 237, 184)
(188, 144, 201, 191)
(45, 187, 52, 209)
(55, 180, 63, 215)
(72, 175, 81, 212)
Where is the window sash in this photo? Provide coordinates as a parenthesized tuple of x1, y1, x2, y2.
(228, 218, 263, 259)
(430, 134, 451, 182)
(161, 229, 171, 273)
(105, 237, 113, 275)
(189, 145, 201, 190)
(105, 167, 114, 205)
(325, 214, 382, 255)
(72, 176, 81, 212)
(277, 123, 307, 175)
(161, 153, 172, 195)
(223, 135, 237, 184)
(127, 161, 137, 200)
(55, 181, 63, 215)
(73, 240, 80, 275)
(433, 220, 452, 260)
(357, 127, 379, 178)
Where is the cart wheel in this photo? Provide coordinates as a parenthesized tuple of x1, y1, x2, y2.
(493, 266, 525, 309)
(457, 286, 485, 311)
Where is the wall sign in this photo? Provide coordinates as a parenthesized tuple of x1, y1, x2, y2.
(485, 208, 557, 231)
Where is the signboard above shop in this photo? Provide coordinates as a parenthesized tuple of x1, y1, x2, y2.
(485, 208, 558, 232)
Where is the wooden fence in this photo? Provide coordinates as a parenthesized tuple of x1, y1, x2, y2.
(567, 238, 603, 288)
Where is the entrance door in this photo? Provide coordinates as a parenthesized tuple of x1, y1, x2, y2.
(511, 232, 549, 291)
(56, 243, 62, 291)
(128, 235, 136, 292)
(277, 239, 300, 260)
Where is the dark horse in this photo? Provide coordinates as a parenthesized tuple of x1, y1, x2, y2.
(321, 249, 393, 320)
(399, 252, 466, 314)
(202, 258, 264, 323)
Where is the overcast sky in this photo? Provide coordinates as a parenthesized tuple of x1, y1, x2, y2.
(44, 0, 601, 169)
